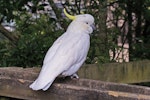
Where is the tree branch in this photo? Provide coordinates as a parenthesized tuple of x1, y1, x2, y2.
(0, 24, 18, 46)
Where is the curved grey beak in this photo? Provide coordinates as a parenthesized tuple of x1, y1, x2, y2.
(90, 23, 96, 30)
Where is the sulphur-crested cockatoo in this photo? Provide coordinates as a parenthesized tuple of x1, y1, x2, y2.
(29, 9, 95, 91)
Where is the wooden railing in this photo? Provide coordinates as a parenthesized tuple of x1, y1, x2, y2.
(78, 60, 150, 83)
(0, 65, 150, 100)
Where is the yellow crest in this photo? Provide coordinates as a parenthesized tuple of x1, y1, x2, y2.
(63, 9, 76, 20)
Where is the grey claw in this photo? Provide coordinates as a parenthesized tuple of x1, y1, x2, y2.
(71, 73, 79, 79)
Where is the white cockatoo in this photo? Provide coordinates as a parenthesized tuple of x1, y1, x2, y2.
(29, 9, 95, 91)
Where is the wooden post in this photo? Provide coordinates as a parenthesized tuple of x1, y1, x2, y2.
(0, 67, 150, 100)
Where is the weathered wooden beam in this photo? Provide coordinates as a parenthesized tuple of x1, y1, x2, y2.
(0, 67, 150, 100)
(78, 60, 150, 83)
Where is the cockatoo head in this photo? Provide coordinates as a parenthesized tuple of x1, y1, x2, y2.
(64, 9, 95, 34)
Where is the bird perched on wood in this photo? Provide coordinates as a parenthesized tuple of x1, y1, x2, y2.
(29, 9, 95, 91)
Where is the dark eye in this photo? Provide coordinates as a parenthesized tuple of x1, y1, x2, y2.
(86, 22, 89, 24)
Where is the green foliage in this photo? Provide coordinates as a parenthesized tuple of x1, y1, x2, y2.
(0, 13, 62, 67)
(8, 32, 61, 67)
(0, 0, 31, 22)
(0, 0, 150, 67)
(0, 41, 10, 67)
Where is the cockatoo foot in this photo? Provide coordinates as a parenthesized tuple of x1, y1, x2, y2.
(71, 73, 79, 79)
